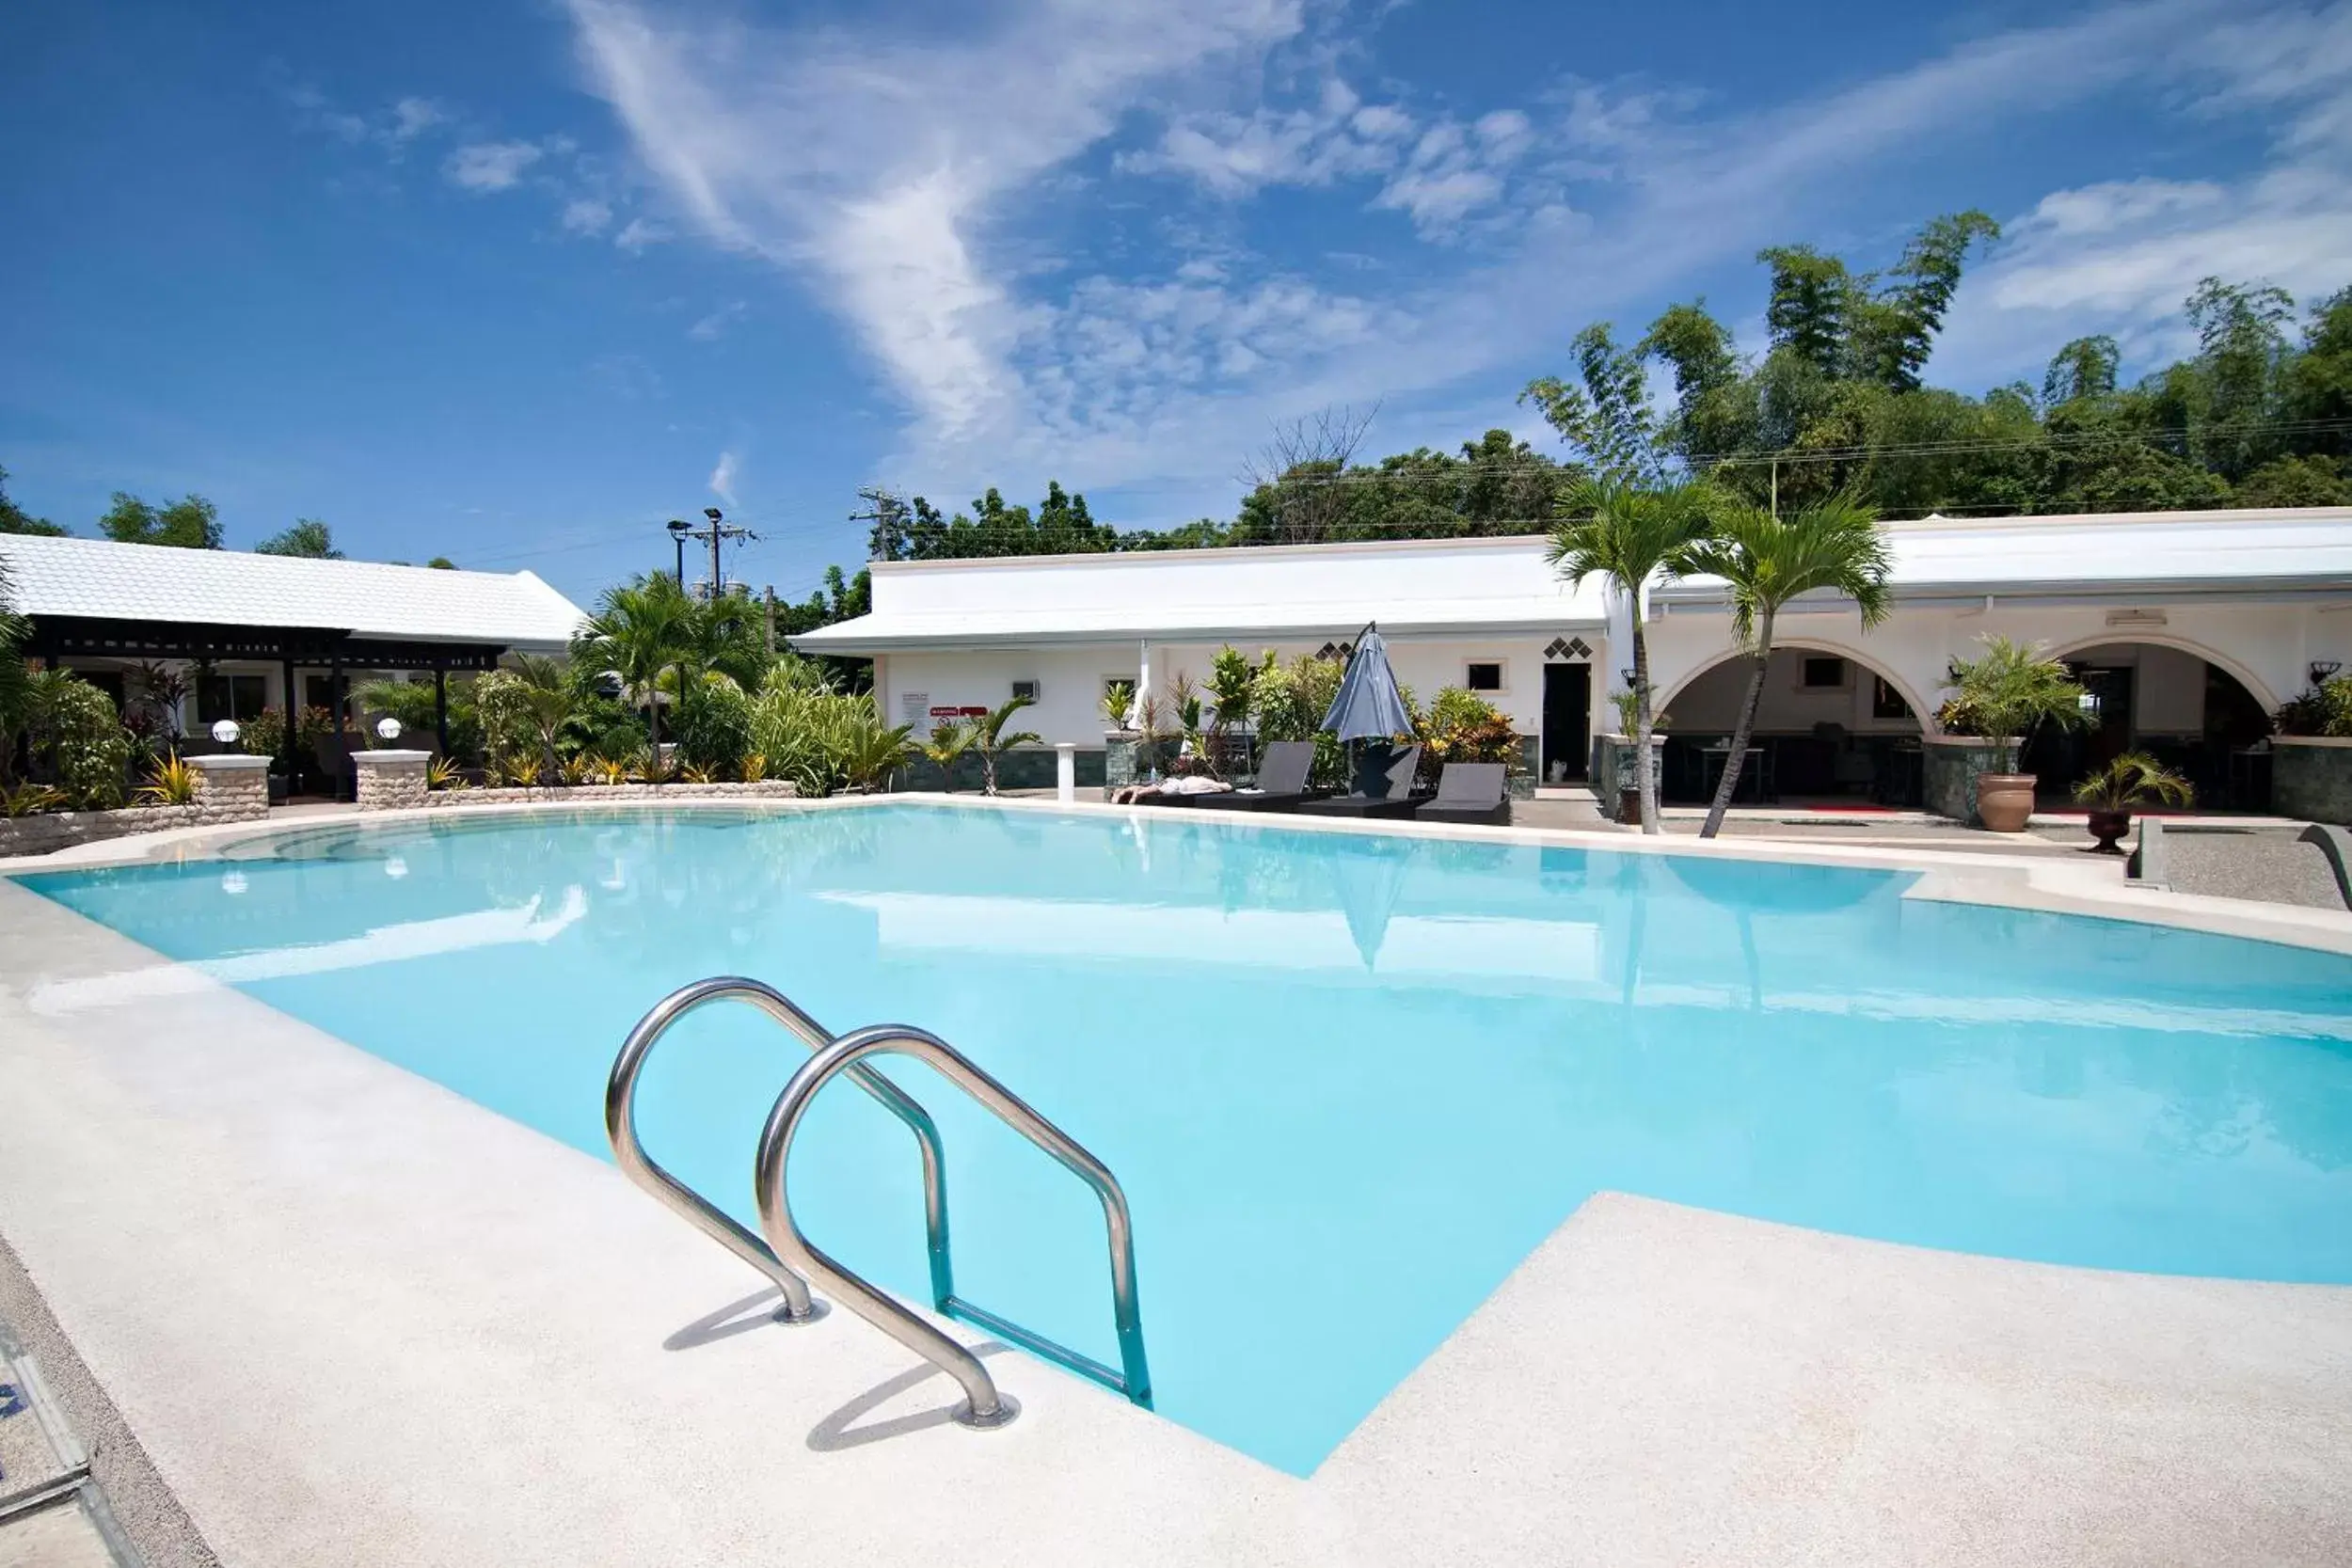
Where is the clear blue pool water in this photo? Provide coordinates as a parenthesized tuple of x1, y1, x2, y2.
(17, 802, 2352, 1474)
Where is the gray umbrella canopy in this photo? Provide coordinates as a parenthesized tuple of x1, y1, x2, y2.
(1320, 626, 1413, 742)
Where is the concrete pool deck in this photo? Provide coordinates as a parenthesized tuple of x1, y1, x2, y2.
(2, 799, 2349, 1564)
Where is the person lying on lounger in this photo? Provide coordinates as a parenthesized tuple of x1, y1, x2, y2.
(1109, 755, 1234, 804)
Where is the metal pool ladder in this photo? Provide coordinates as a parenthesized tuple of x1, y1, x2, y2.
(605, 976, 1152, 1429)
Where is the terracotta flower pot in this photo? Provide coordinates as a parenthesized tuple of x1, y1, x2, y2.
(1975, 772, 2037, 832)
(2085, 808, 2132, 854)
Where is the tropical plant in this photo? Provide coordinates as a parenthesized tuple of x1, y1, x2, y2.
(738, 751, 768, 784)
(679, 760, 719, 784)
(672, 673, 752, 775)
(294, 705, 342, 751)
(834, 707, 920, 792)
(0, 559, 27, 768)
(1, 782, 67, 817)
(497, 751, 545, 788)
(1168, 673, 1214, 771)
(1249, 651, 1348, 787)
(425, 755, 465, 791)
(1411, 688, 1524, 789)
(1545, 476, 1718, 832)
(918, 720, 972, 790)
(1609, 685, 1645, 741)
(1943, 636, 2091, 773)
(558, 753, 589, 786)
(2073, 752, 2195, 811)
(631, 746, 677, 785)
(128, 661, 190, 744)
(1100, 679, 1136, 732)
(23, 670, 131, 810)
(501, 654, 579, 783)
(2274, 674, 2352, 738)
(970, 694, 1041, 795)
(239, 705, 286, 758)
(137, 754, 199, 806)
(1674, 492, 1894, 837)
(576, 574, 693, 754)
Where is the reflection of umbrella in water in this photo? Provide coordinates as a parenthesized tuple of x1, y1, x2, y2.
(1327, 834, 1416, 971)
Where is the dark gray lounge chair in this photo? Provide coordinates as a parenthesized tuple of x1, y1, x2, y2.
(1176, 740, 1322, 810)
(1413, 762, 1510, 825)
(1295, 744, 1422, 818)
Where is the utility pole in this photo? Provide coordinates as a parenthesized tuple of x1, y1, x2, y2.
(662, 510, 757, 600)
(763, 587, 777, 654)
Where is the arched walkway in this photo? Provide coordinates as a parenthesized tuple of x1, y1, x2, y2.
(1654, 641, 1929, 808)
(2022, 640, 2276, 810)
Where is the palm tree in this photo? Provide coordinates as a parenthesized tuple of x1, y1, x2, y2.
(1545, 477, 1717, 833)
(506, 654, 579, 784)
(971, 694, 1041, 796)
(0, 559, 30, 778)
(1675, 493, 1892, 838)
(577, 575, 692, 754)
(918, 720, 972, 791)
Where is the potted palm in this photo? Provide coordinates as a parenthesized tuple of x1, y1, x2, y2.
(2072, 752, 2193, 853)
(1943, 637, 2090, 832)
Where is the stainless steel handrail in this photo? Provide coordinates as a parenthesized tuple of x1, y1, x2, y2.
(606, 976, 952, 1324)
(755, 1022, 1152, 1429)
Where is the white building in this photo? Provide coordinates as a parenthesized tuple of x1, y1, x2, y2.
(1, 532, 587, 753)
(794, 506, 2352, 810)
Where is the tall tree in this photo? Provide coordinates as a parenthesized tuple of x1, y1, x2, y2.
(2185, 276, 2295, 480)
(1521, 325, 1663, 483)
(1849, 210, 2000, 391)
(0, 466, 65, 536)
(1544, 477, 1716, 833)
(1674, 494, 1893, 838)
(255, 518, 344, 558)
(576, 574, 693, 754)
(2042, 336, 2121, 405)
(99, 492, 221, 548)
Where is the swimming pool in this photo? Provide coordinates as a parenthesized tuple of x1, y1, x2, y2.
(18, 802, 2352, 1475)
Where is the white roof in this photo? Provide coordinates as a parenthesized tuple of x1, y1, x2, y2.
(0, 532, 588, 649)
(795, 534, 1612, 652)
(795, 505, 2352, 653)
(1657, 505, 2352, 608)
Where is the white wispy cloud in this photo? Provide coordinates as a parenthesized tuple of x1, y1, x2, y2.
(708, 449, 740, 505)
(1937, 2, 2352, 387)
(389, 97, 449, 142)
(564, 0, 2340, 517)
(445, 140, 547, 192)
(613, 215, 669, 252)
(562, 197, 614, 234)
(687, 300, 747, 341)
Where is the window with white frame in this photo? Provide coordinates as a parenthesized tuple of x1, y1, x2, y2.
(1464, 660, 1505, 693)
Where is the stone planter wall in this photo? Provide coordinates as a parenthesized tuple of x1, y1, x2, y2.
(422, 780, 802, 809)
(354, 750, 431, 812)
(2273, 736, 2352, 825)
(187, 753, 273, 824)
(1922, 736, 2018, 825)
(0, 803, 202, 858)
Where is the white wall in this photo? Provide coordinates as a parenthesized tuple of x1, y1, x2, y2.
(879, 634, 1607, 756)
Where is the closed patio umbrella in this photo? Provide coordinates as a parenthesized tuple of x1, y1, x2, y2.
(1320, 624, 1412, 744)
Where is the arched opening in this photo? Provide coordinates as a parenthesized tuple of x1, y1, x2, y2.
(1655, 643, 1928, 808)
(2021, 641, 2275, 811)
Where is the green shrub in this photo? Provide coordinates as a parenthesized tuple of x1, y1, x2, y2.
(1248, 651, 1349, 787)
(2275, 675, 2352, 737)
(675, 679, 752, 774)
(26, 671, 131, 809)
(1412, 687, 1524, 789)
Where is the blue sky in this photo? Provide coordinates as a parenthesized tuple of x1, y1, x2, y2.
(5, 0, 2349, 605)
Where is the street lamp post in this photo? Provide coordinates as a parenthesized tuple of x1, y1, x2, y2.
(667, 518, 691, 589)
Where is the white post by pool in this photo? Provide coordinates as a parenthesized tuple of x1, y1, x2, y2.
(1131, 639, 1152, 728)
(1055, 743, 1076, 803)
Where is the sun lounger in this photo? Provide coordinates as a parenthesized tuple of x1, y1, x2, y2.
(1412, 762, 1510, 825)
(1295, 744, 1422, 818)
(1180, 741, 1323, 811)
